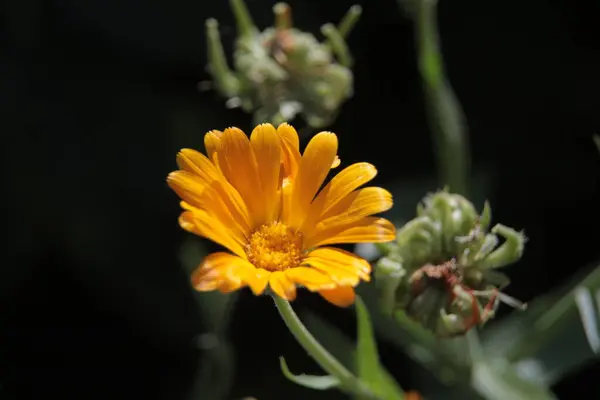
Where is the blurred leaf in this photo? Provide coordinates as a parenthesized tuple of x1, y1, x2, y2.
(481, 262, 600, 385)
(593, 134, 600, 153)
(355, 296, 405, 400)
(279, 357, 341, 390)
(303, 311, 356, 370)
(179, 237, 237, 400)
(356, 284, 472, 386)
(471, 360, 557, 400)
(467, 331, 557, 400)
(180, 237, 239, 331)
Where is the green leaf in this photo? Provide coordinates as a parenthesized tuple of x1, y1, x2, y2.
(279, 357, 341, 390)
(355, 296, 405, 400)
(467, 330, 556, 400)
(303, 311, 356, 370)
(482, 262, 600, 385)
(471, 360, 557, 400)
(593, 134, 600, 154)
(179, 237, 237, 400)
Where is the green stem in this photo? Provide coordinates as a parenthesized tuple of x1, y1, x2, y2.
(229, 0, 257, 37)
(413, 0, 470, 196)
(205, 18, 240, 97)
(337, 5, 362, 39)
(272, 295, 377, 398)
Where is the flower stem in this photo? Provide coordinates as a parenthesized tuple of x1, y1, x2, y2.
(413, 0, 470, 196)
(272, 295, 377, 399)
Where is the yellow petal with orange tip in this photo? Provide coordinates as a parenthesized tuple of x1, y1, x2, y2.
(318, 286, 356, 307)
(287, 132, 338, 228)
(304, 217, 396, 249)
(285, 267, 337, 291)
(179, 209, 247, 259)
(303, 247, 371, 284)
(303, 162, 378, 228)
(218, 127, 265, 226)
(250, 123, 282, 221)
(269, 271, 297, 301)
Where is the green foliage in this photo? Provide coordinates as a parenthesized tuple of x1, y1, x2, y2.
(280, 357, 341, 390)
(355, 297, 406, 400)
(205, 0, 361, 129)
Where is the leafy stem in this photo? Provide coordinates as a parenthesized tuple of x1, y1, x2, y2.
(273, 295, 380, 399)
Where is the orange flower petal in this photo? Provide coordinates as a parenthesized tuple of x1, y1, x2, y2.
(250, 124, 282, 221)
(170, 173, 250, 240)
(303, 247, 371, 285)
(305, 217, 396, 249)
(305, 187, 393, 238)
(192, 252, 272, 296)
(285, 267, 337, 291)
(279, 177, 294, 225)
(168, 169, 252, 236)
(277, 123, 301, 181)
(276, 123, 300, 151)
(319, 286, 356, 307)
(218, 127, 265, 226)
(288, 132, 338, 228)
(176, 148, 220, 183)
(331, 155, 341, 168)
(192, 252, 247, 289)
(321, 187, 393, 221)
(204, 130, 223, 162)
(249, 268, 272, 295)
(167, 171, 209, 209)
(303, 162, 378, 229)
(269, 271, 297, 301)
(179, 210, 247, 259)
(217, 278, 245, 293)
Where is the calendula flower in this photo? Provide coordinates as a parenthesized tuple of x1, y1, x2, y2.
(168, 123, 395, 306)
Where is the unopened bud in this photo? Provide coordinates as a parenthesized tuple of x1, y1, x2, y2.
(375, 189, 527, 337)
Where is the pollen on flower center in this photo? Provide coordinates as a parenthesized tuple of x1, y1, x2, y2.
(245, 221, 303, 271)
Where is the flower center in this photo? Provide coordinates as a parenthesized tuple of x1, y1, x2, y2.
(245, 221, 303, 271)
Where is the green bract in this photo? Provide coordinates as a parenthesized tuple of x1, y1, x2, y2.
(205, 0, 361, 129)
(375, 189, 527, 337)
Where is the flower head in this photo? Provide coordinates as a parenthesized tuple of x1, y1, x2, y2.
(205, 0, 360, 129)
(374, 190, 526, 336)
(168, 123, 395, 306)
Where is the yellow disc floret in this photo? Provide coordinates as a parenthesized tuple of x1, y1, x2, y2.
(246, 222, 303, 271)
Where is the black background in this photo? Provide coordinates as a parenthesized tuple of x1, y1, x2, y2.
(1, 0, 599, 399)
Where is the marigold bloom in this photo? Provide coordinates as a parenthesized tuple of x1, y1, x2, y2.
(167, 123, 395, 307)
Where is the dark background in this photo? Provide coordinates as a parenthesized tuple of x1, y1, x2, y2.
(1, 0, 599, 399)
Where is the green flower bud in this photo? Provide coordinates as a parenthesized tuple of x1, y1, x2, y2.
(375, 189, 527, 337)
(205, 0, 361, 129)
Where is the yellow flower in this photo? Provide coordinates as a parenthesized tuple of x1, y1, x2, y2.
(167, 123, 395, 307)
